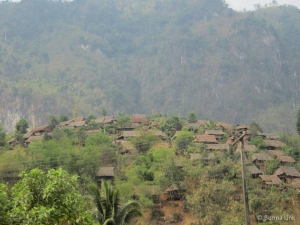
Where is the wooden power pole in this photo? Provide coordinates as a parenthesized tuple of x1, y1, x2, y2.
(232, 131, 251, 225)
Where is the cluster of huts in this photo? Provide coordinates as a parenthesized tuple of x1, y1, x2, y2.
(6, 115, 300, 193)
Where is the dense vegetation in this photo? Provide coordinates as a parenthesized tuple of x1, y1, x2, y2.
(1, 111, 300, 224)
(0, 0, 300, 132)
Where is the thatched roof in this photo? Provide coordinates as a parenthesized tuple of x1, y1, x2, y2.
(290, 178, 300, 188)
(274, 166, 300, 177)
(130, 117, 148, 123)
(194, 135, 218, 144)
(247, 166, 263, 175)
(96, 167, 115, 177)
(244, 145, 257, 152)
(119, 141, 135, 152)
(252, 153, 273, 162)
(205, 144, 229, 151)
(95, 116, 115, 124)
(122, 131, 140, 138)
(196, 120, 208, 126)
(69, 121, 86, 128)
(259, 175, 281, 185)
(204, 130, 225, 135)
(267, 150, 284, 158)
(264, 140, 287, 148)
(183, 123, 202, 129)
(216, 122, 233, 130)
(117, 123, 140, 130)
(277, 155, 296, 163)
(73, 117, 86, 122)
(31, 125, 52, 134)
(174, 159, 183, 167)
(235, 124, 250, 130)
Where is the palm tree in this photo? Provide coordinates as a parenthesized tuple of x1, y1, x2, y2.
(89, 180, 142, 225)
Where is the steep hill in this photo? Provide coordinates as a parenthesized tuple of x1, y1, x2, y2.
(0, 0, 300, 132)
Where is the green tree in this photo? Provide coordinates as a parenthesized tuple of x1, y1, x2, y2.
(0, 123, 5, 147)
(175, 131, 194, 154)
(15, 118, 29, 134)
(59, 115, 69, 123)
(1, 168, 96, 225)
(297, 109, 300, 135)
(188, 111, 197, 123)
(89, 180, 142, 225)
(116, 114, 131, 128)
(102, 108, 107, 116)
(265, 159, 280, 175)
(130, 131, 159, 154)
(48, 115, 59, 129)
(250, 122, 263, 134)
(86, 114, 96, 124)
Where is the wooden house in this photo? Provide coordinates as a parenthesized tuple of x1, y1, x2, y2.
(274, 166, 300, 183)
(216, 122, 233, 131)
(57, 117, 86, 129)
(30, 125, 52, 136)
(196, 120, 208, 126)
(117, 123, 140, 131)
(69, 120, 86, 129)
(95, 167, 115, 185)
(244, 145, 257, 156)
(289, 178, 300, 189)
(263, 140, 286, 150)
(118, 141, 136, 154)
(130, 114, 148, 124)
(247, 166, 263, 178)
(95, 116, 116, 124)
(194, 134, 218, 144)
(267, 150, 284, 159)
(164, 183, 186, 200)
(174, 159, 183, 169)
(259, 175, 281, 188)
(204, 130, 225, 141)
(235, 124, 250, 132)
(7, 138, 19, 147)
(205, 144, 229, 151)
(277, 155, 297, 166)
(117, 131, 140, 140)
(252, 153, 273, 168)
(226, 136, 236, 145)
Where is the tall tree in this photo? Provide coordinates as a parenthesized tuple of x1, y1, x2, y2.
(15, 118, 29, 134)
(188, 111, 197, 123)
(297, 109, 300, 135)
(0, 123, 5, 147)
(89, 180, 142, 225)
(1, 168, 96, 225)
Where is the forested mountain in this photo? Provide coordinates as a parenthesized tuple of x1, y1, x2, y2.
(0, 0, 300, 132)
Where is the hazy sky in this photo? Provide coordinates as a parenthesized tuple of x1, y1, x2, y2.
(226, 0, 300, 11)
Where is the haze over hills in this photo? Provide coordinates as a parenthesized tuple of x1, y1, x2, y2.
(0, 0, 300, 133)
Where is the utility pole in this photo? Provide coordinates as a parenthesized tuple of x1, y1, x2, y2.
(232, 131, 251, 225)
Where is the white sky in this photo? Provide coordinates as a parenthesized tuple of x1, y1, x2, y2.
(225, 0, 300, 11)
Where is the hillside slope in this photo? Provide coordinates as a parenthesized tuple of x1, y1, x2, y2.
(0, 0, 300, 132)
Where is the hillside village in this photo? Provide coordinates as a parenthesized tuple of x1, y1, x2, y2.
(1, 113, 300, 224)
